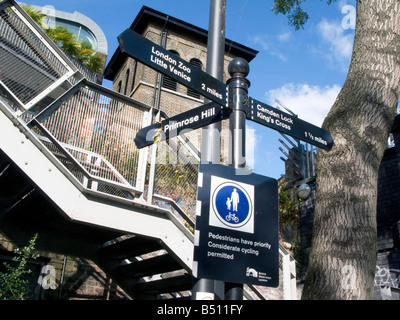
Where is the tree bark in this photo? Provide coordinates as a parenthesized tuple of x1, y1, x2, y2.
(302, 0, 400, 300)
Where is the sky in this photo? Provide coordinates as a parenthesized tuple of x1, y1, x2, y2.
(21, 0, 361, 179)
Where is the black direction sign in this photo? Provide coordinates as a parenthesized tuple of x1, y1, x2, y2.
(246, 98, 334, 150)
(134, 102, 230, 148)
(118, 29, 227, 106)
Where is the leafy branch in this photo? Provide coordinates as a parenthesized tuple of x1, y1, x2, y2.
(0, 233, 39, 300)
(272, 0, 337, 30)
(278, 179, 300, 226)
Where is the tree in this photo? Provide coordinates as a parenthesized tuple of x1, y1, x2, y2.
(45, 25, 81, 58)
(274, 0, 400, 299)
(76, 41, 104, 73)
(0, 234, 39, 300)
(21, 4, 45, 26)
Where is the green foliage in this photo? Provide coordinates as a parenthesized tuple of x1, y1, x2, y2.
(45, 25, 81, 57)
(44, 27, 104, 73)
(272, 0, 337, 30)
(272, 0, 309, 30)
(22, 5, 104, 73)
(78, 41, 104, 73)
(278, 181, 305, 273)
(278, 179, 299, 226)
(0, 234, 39, 300)
(290, 240, 305, 274)
(21, 4, 45, 26)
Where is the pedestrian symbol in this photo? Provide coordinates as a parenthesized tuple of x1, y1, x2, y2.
(209, 176, 254, 233)
(229, 188, 240, 212)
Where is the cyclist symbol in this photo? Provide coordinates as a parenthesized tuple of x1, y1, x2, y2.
(226, 212, 239, 223)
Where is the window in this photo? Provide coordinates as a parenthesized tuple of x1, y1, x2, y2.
(131, 61, 137, 92)
(187, 59, 202, 99)
(124, 69, 130, 95)
(56, 19, 97, 51)
(162, 50, 179, 91)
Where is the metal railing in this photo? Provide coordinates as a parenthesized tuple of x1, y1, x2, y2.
(0, 0, 78, 111)
(22, 78, 198, 228)
(0, 0, 198, 227)
(28, 79, 147, 195)
(151, 137, 199, 220)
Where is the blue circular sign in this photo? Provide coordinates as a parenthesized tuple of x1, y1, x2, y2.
(212, 182, 252, 228)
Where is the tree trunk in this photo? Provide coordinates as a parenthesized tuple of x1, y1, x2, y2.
(302, 0, 400, 300)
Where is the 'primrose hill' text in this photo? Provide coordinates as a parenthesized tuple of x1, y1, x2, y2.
(163, 107, 216, 133)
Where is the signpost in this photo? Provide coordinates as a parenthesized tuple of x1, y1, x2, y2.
(117, 17, 334, 299)
(118, 29, 227, 106)
(246, 98, 333, 151)
(224, 57, 250, 299)
(134, 102, 230, 149)
(195, 0, 226, 300)
(123, 29, 334, 152)
(193, 163, 279, 287)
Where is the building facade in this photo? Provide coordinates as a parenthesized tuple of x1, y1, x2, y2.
(19, 2, 108, 82)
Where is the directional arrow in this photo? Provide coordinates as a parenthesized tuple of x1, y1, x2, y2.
(118, 29, 334, 151)
(118, 29, 228, 106)
(246, 98, 333, 150)
(134, 102, 230, 148)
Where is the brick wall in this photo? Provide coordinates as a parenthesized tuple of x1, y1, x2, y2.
(374, 114, 400, 299)
(0, 233, 130, 300)
(112, 21, 240, 160)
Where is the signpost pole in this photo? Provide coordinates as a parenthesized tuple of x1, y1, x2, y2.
(225, 58, 250, 300)
(192, 0, 226, 300)
(201, 0, 226, 163)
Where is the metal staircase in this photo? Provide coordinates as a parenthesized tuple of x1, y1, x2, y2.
(0, 0, 296, 300)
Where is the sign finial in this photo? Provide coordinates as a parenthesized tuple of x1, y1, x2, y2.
(228, 57, 250, 78)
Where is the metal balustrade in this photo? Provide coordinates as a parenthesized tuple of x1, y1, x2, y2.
(20, 78, 199, 228)
(27, 79, 147, 195)
(151, 137, 199, 219)
(0, 0, 78, 111)
(0, 0, 206, 232)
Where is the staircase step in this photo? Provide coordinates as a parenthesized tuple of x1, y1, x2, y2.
(134, 274, 192, 296)
(99, 236, 163, 260)
(4, 187, 123, 246)
(119, 253, 183, 278)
